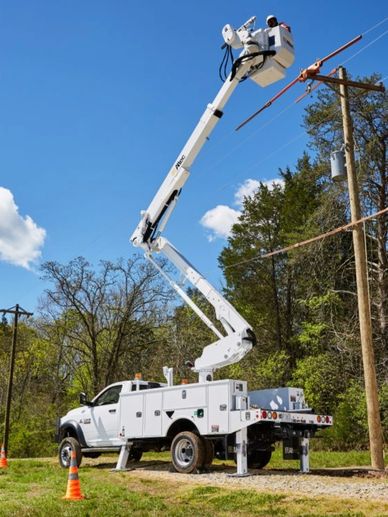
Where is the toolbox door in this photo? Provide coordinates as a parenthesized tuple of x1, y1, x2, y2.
(121, 393, 144, 438)
(144, 391, 163, 437)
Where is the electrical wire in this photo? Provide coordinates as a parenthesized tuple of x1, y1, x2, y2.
(223, 208, 388, 271)
(224, 46, 233, 81)
(217, 80, 382, 193)
(341, 29, 388, 66)
(218, 44, 235, 82)
(361, 17, 388, 36)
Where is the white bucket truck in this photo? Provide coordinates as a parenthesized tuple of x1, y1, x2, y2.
(57, 13, 332, 475)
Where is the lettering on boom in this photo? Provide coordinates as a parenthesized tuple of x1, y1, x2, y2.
(175, 155, 185, 170)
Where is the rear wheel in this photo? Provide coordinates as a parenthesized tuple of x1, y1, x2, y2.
(125, 447, 143, 467)
(171, 432, 205, 474)
(58, 437, 82, 468)
(202, 439, 214, 468)
(248, 449, 272, 469)
(130, 448, 143, 462)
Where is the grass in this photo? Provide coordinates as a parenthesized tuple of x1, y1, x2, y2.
(0, 451, 386, 517)
(144, 446, 384, 470)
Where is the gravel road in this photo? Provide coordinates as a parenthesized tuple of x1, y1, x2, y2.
(119, 460, 388, 502)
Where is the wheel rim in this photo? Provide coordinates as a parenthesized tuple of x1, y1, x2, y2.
(60, 444, 72, 467)
(175, 439, 194, 468)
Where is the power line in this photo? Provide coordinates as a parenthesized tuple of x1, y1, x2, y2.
(361, 17, 388, 36)
(224, 207, 388, 270)
(341, 30, 388, 66)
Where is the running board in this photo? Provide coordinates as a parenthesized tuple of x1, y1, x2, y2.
(81, 447, 121, 453)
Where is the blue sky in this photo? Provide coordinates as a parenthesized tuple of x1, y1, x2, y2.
(0, 1, 387, 313)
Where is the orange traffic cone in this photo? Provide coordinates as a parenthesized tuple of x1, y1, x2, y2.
(63, 450, 84, 500)
(0, 444, 8, 469)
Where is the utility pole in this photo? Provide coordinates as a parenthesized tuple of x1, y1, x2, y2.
(337, 66, 385, 470)
(0, 305, 33, 456)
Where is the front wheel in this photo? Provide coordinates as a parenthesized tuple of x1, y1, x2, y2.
(58, 437, 82, 468)
(171, 432, 205, 474)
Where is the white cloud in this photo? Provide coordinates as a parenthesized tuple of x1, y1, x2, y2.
(235, 178, 284, 207)
(200, 177, 284, 241)
(200, 205, 240, 241)
(262, 178, 285, 191)
(0, 187, 46, 269)
(234, 179, 261, 207)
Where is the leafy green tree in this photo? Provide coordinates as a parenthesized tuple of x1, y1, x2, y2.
(290, 353, 345, 414)
(304, 76, 388, 375)
(0, 321, 62, 457)
(321, 381, 369, 451)
(219, 156, 325, 374)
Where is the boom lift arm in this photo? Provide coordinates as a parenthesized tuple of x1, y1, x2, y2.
(130, 16, 295, 382)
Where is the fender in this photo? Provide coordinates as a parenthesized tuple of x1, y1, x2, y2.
(58, 420, 88, 447)
(166, 418, 199, 439)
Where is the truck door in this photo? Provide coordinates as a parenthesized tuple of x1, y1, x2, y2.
(80, 384, 122, 447)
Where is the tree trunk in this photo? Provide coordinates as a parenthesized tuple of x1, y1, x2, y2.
(271, 256, 282, 349)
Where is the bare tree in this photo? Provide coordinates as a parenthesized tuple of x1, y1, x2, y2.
(39, 256, 172, 394)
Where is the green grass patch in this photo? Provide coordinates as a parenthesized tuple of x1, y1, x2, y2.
(0, 456, 386, 516)
(185, 486, 286, 516)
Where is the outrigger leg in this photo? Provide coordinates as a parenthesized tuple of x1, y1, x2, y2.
(228, 427, 250, 477)
(112, 442, 133, 471)
(299, 432, 310, 473)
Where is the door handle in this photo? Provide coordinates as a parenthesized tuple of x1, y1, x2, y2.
(109, 409, 116, 413)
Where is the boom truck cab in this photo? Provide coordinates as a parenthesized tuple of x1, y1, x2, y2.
(58, 13, 332, 475)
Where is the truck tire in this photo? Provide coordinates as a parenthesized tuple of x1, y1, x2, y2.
(171, 431, 205, 474)
(202, 438, 214, 468)
(125, 448, 143, 467)
(58, 437, 82, 468)
(248, 449, 272, 469)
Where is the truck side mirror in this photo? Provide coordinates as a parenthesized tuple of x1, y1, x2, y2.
(79, 392, 92, 406)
